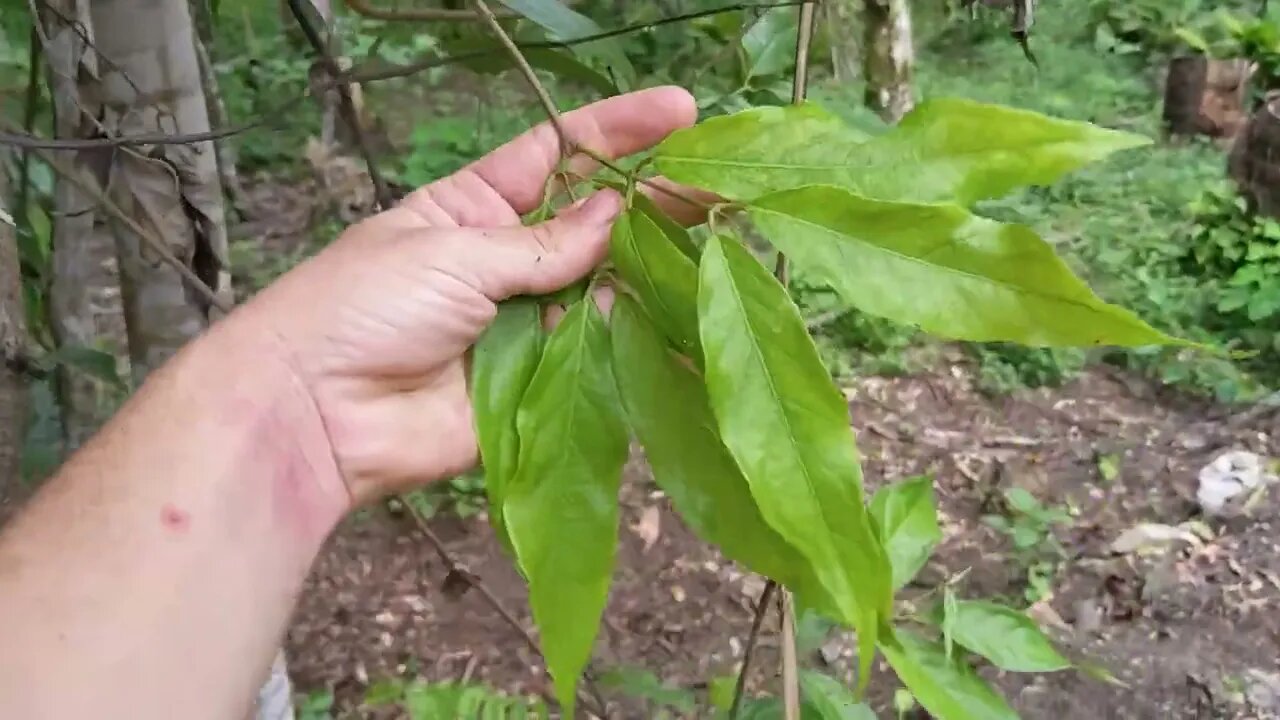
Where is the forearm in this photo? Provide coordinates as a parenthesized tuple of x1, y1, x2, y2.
(0, 311, 349, 719)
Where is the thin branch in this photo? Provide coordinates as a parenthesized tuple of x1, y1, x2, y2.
(779, 591, 800, 720)
(346, 0, 805, 84)
(775, 0, 817, 287)
(473, 0, 570, 157)
(395, 498, 609, 717)
(2, 121, 231, 313)
(343, 0, 513, 22)
(285, 0, 395, 211)
(0, 110, 280, 150)
(730, 580, 778, 719)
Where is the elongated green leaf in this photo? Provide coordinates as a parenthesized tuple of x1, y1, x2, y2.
(496, 0, 634, 90)
(43, 345, 123, 388)
(472, 300, 543, 554)
(879, 627, 1017, 720)
(949, 600, 1070, 672)
(610, 210, 700, 355)
(742, 6, 797, 80)
(505, 299, 629, 714)
(654, 103, 867, 202)
(749, 186, 1181, 347)
(611, 296, 829, 602)
(698, 233, 890, 690)
(654, 99, 1148, 204)
(870, 476, 942, 589)
(800, 671, 877, 720)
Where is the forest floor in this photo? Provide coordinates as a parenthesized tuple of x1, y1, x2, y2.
(249, 172, 1280, 720)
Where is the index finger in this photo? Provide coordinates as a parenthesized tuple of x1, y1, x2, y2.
(466, 86, 697, 214)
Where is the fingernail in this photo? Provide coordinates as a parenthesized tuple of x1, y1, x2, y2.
(578, 189, 623, 225)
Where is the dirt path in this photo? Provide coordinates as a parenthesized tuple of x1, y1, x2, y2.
(285, 355, 1280, 719)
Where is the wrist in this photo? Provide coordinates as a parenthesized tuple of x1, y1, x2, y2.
(183, 310, 352, 544)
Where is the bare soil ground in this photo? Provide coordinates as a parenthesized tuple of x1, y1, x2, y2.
(230, 178, 1280, 719)
(282, 347, 1280, 719)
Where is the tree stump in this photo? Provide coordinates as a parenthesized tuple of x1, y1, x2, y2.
(1229, 94, 1280, 219)
(1163, 55, 1252, 140)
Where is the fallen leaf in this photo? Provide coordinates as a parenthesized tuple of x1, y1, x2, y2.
(1110, 523, 1202, 555)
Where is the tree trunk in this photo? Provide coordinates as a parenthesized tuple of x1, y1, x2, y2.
(826, 0, 860, 85)
(41, 0, 129, 450)
(1230, 95, 1280, 219)
(1163, 55, 1251, 140)
(190, 0, 248, 217)
(863, 0, 914, 123)
(0, 152, 29, 500)
(88, 0, 232, 381)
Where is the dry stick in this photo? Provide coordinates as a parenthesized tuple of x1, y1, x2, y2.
(4, 122, 231, 314)
(775, 0, 817, 287)
(285, 0, 396, 211)
(774, 8, 817, 717)
(729, 580, 778, 719)
(779, 591, 801, 720)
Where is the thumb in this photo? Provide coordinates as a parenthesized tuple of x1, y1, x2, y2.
(467, 189, 623, 301)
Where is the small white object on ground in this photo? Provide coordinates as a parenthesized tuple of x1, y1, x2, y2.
(1196, 450, 1276, 515)
(1109, 523, 1203, 555)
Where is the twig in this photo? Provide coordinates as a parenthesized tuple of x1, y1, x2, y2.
(473, 0, 570, 157)
(775, 0, 817, 287)
(475, 0, 714, 216)
(394, 498, 609, 717)
(2, 120, 230, 313)
(730, 579, 778, 719)
(347, 1, 805, 84)
(285, 0, 395, 211)
(344, 0, 513, 22)
(779, 591, 800, 720)
(0, 110, 280, 150)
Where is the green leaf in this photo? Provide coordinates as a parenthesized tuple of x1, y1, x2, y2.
(610, 210, 700, 355)
(505, 298, 629, 714)
(949, 600, 1071, 672)
(748, 186, 1182, 347)
(364, 679, 406, 706)
(453, 41, 618, 97)
(655, 99, 1148, 205)
(654, 103, 867, 202)
(44, 345, 122, 387)
(629, 189, 700, 260)
(495, 0, 634, 90)
(942, 585, 958, 661)
(800, 671, 877, 720)
(742, 6, 797, 80)
(611, 295, 827, 600)
(869, 476, 941, 589)
(472, 299, 543, 555)
(597, 667, 695, 713)
(879, 627, 1018, 720)
(698, 233, 890, 691)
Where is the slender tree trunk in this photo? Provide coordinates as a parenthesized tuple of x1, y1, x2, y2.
(863, 0, 915, 122)
(41, 0, 129, 450)
(826, 0, 861, 84)
(88, 0, 233, 381)
(190, 0, 249, 216)
(0, 152, 29, 499)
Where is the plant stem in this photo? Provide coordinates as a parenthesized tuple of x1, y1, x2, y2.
(729, 579, 778, 719)
(780, 591, 800, 720)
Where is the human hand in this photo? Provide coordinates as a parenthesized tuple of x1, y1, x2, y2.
(234, 86, 701, 506)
